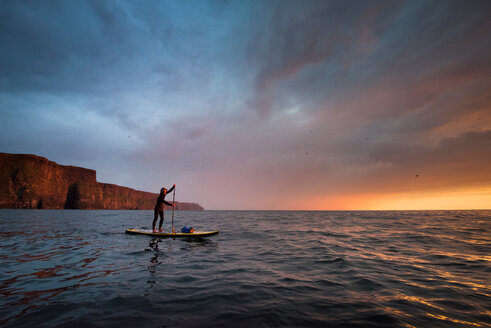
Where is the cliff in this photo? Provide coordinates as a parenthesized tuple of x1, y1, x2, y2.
(0, 153, 204, 210)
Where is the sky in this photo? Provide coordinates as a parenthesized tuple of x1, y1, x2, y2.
(1, 0, 490, 210)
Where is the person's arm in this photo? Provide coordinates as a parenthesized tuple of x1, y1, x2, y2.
(167, 184, 175, 194)
(163, 199, 174, 207)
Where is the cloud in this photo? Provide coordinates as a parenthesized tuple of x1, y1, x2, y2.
(246, 1, 404, 118)
(365, 129, 491, 192)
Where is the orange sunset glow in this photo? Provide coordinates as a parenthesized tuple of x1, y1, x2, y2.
(303, 190, 491, 211)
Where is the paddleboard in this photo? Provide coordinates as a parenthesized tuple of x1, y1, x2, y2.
(125, 228, 219, 238)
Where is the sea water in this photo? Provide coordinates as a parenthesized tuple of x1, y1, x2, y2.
(0, 210, 489, 327)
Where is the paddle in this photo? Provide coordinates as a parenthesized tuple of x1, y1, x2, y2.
(172, 185, 176, 235)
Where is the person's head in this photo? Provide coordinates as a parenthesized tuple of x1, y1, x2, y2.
(160, 188, 167, 195)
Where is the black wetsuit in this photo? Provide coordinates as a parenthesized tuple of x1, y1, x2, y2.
(153, 185, 175, 230)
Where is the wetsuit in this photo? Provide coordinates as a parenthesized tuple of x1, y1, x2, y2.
(153, 185, 175, 231)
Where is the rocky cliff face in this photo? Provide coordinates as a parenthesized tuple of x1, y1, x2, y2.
(0, 153, 204, 210)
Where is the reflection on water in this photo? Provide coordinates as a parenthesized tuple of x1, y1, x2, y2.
(0, 209, 489, 327)
(143, 236, 219, 293)
(147, 238, 164, 264)
(146, 238, 164, 288)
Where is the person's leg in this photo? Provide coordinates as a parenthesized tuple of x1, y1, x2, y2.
(152, 208, 158, 231)
(158, 210, 164, 230)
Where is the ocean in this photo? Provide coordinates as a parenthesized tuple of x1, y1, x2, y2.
(0, 210, 489, 327)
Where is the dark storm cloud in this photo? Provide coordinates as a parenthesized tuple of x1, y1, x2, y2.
(0, 1, 184, 99)
(246, 0, 403, 117)
(247, 0, 491, 120)
(1, 1, 105, 93)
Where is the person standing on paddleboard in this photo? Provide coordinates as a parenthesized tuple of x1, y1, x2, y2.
(153, 185, 175, 232)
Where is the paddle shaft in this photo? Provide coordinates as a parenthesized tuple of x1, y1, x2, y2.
(172, 187, 175, 234)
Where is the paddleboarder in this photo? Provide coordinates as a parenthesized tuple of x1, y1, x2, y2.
(153, 184, 175, 232)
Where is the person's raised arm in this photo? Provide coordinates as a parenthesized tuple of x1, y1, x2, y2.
(167, 184, 175, 194)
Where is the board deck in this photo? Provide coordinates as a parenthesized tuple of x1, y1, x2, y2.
(125, 228, 219, 238)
